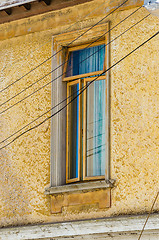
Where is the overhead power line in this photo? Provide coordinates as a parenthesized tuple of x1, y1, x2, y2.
(2, 1, 106, 72)
(138, 191, 159, 240)
(0, 6, 143, 114)
(0, 13, 151, 145)
(0, 0, 128, 93)
(0, 30, 158, 150)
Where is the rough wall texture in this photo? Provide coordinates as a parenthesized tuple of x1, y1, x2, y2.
(0, 0, 158, 227)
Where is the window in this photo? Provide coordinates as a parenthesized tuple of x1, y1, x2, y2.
(45, 22, 113, 214)
(64, 42, 107, 183)
(50, 23, 110, 188)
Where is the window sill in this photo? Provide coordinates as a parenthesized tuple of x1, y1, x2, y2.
(44, 180, 115, 195)
(45, 180, 115, 214)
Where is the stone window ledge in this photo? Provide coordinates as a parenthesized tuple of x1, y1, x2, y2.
(44, 180, 115, 195)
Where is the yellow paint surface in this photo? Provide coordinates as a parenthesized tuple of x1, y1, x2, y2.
(0, 0, 159, 227)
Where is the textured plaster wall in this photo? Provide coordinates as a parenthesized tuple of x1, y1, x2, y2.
(0, 30, 52, 226)
(0, 0, 158, 227)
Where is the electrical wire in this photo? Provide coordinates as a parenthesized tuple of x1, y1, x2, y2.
(0, 13, 151, 144)
(0, 85, 84, 144)
(0, 5, 142, 108)
(2, 1, 106, 72)
(0, 30, 158, 150)
(0, 6, 143, 114)
(138, 191, 159, 240)
(0, 0, 128, 93)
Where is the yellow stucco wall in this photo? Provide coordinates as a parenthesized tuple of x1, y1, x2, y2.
(0, 0, 158, 227)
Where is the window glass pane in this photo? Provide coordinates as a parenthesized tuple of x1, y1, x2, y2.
(67, 44, 105, 76)
(86, 80, 106, 177)
(68, 84, 79, 179)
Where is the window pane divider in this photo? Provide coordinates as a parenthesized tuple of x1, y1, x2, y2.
(63, 70, 104, 82)
(83, 76, 105, 82)
(83, 78, 87, 180)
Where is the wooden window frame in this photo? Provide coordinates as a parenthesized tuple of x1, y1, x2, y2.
(65, 38, 108, 183)
(63, 40, 106, 82)
(83, 76, 106, 181)
(66, 79, 82, 183)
